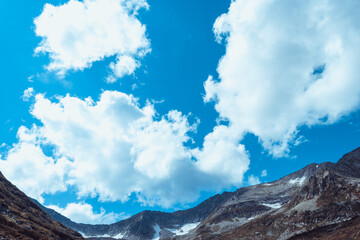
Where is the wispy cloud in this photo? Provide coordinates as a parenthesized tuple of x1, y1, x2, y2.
(22, 87, 34, 102)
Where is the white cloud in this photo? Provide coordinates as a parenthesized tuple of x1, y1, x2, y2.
(34, 0, 150, 81)
(47, 203, 126, 224)
(1, 91, 250, 208)
(107, 55, 140, 83)
(261, 170, 267, 177)
(22, 87, 34, 101)
(0, 126, 71, 203)
(247, 175, 260, 186)
(206, 0, 360, 157)
(193, 125, 249, 185)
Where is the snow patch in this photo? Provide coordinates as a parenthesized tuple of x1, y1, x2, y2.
(114, 232, 125, 239)
(152, 224, 161, 240)
(78, 232, 86, 238)
(289, 176, 306, 185)
(167, 222, 200, 236)
(83, 231, 125, 239)
(100, 234, 111, 238)
(263, 203, 282, 209)
(79, 232, 112, 238)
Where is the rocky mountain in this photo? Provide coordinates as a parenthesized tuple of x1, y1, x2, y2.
(36, 147, 360, 240)
(0, 171, 83, 240)
(176, 147, 360, 240)
(35, 191, 233, 239)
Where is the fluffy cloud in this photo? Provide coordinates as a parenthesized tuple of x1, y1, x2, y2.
(194, 125, 249, 185)
(206, 0, 360, 157)
(47, 203, 126, 224)
(34, 0, 150, 80)
(0, 126, 71, 203)
(107, 55, 140, 83)
(1, 91, 249, 208)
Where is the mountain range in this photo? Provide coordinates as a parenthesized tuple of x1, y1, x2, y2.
(2, 147, 360, 239)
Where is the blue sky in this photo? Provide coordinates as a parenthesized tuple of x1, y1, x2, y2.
(1, 0, 360, 224)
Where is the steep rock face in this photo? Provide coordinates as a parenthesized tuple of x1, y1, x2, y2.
(335, 147, 360, 178)
(0, 172, 83, 240)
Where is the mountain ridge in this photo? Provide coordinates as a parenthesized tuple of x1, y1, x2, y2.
(32, 147, 360, 240)
(0, 171, 83, 239)
(35, 190, 233, 239)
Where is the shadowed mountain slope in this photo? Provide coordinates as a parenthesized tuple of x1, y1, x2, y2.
(0, 171, 83, 240)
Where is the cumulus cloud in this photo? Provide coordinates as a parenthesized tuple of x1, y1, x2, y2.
(261, 170, 268, 177)
(34, 0, 150, 81)
(0, 126, 71, 203)
(1, 91, 249, 208)
(205, 0, 360, 157)
(193, 125, 249, 185)
(107, 55, 140, 83)
(47, 203, 126, 224)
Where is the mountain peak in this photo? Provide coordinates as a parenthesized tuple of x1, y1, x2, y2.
(335, 147, 360, 178)
(340, 146, 360, 162)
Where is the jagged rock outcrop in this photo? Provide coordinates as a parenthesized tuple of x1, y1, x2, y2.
(0, 172, 83, 240)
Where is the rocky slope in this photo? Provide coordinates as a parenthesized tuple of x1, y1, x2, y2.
(0, 171, 83, 240)
(35, 191, 233, 239)
(36, 147, 360, 240)
(176, 147, 360, 240)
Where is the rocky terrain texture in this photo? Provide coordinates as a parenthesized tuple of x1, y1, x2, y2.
(0, 172, 83, 240)
(34, 147, 360, 239)
(175, 147, 360, 240)
(35, 191, 232, 239)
